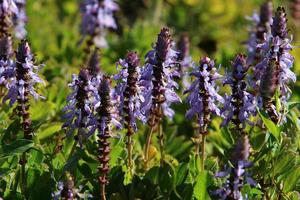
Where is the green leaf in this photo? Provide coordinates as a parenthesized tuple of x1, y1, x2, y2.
(2, 119, 21, 142)
(283, 167, 300, 192)
(193, 170, 212, 200)
(275, 89, 281, 114)
(287, 191, 300, 200)
(0, 139, 34, 158)
(273, 151, 296, 176)
(37, 123, 62, 140)
(158, 163, 176, 195)
(286, 102, 300, 110)
(144, 166, 159, 184)
(109, 144, 124, 168)
(257, 109, 280, 140)
(175, 163, 189, 185)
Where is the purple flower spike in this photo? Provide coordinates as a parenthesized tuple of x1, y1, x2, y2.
(80, 0, 118, 48)
(246, 0, 273, 66)
(221, 54, 256, 132)
(0, 0, 17, 36)
(141, 28, 181, 122)
(272, 7, 288, 39)
(90, 76, 118, 188)
(256, 7, 295, 123)
(0, 0, 16, 89)
(177, 33, 193, 88)
(271, 7, 295, 100)
(114, 51, 146, 134)
(3, 40, 44, 105)
(88, 48, 101, 77)
(185, 57, 223, 134)
(2, 40, 44, 139)
(62, 68, 95, 145)
(0, 36, 14, 87)
(177, 33, 191, 69)
(12, 0, 27, 39)
(259, 58, 280, 123)
(88, 75, 121, 133)
(212, 135, 255, 200)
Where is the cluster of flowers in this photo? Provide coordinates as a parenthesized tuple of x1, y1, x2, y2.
(80, 0, 119, 48)
(0, 0, 27, 39)
(0, 0, 27, 90)
(0, 40, 44, 138)
(212, 2, 296, 199)
(60, 1, 296, 197)
(0, 1, 39, 141)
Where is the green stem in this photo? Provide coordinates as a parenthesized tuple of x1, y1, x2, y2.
(143, 126, 155, 169)
(158, 121, 164, 167)
(100, 183, 106, 200)
(127, 134, 133, 173)
(195, 138, 200, 157)
(201, 134, 206, 171)
(67, 140, 78, 161)
(20, 152, 27, 199)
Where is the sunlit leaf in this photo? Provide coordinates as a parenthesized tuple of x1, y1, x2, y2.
(193, 170, 212, 200)
(257, 109, 281, 140)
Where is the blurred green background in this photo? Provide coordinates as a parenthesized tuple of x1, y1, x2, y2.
(24, 0, 300, 97)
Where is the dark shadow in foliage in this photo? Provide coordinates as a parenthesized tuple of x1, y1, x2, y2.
(103, 166, 160, 200)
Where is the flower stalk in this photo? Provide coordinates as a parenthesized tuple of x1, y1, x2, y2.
(185, 57, 223, 170)
(114, 51, 145, 172)
(212, 135, 255, 200)
(1, 40, 44, 197)
(258, 7, 296, 123)
(222, 54, 256, 134)
(0, 0, 15, 100)
(62, 68, 95, 150)
(141, 27, 181, 167)
(96, 76, 112, 200)
(80, 0, 118, 56)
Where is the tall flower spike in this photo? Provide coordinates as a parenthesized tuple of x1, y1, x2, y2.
(0, 0, 17, 37)
(259, 58, 280, 123)
(12, 0, 27, 39)
(247, 0, 273, 66)
(177, 33, 192, 75)
(257, 7, 295, 123)
(212, 135, 256, 200)
(94, 76, 117, 199)
(185, 57, 223, 134)
(87, 48, 101, 77)
(272, 7, 288, 39)
(80, 0, 118, 50)
(0, 35, 14, 91)
(141, 27, 181, 121)
(3, 40, 44, 139)
(0, 1, 16, 97)
(185, 57, 223, 170)
(271, 7, 295, 101)
(114, 51, 146, 132)
(62, 68, 94, 145)
(177, 33, 193, 88)
(221, 54, 256, 133)
(141, 27, 181, 166)
(114, 51, 146, 169)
